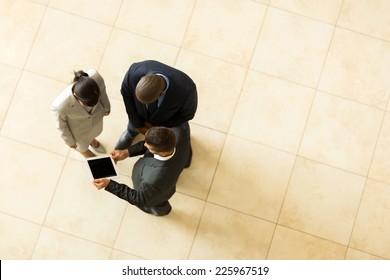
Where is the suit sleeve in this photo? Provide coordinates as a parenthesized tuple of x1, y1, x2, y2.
(88, 69, 111, 112)
(179, 87, 197, 122)
(51, 104, 77, 147)
(105, 180, 150, 207)
(165, 86, 198, 127)
(128, 140, 147, 157)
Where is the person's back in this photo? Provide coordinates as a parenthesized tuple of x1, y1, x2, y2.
(93, 125, 191, 216)
(116, 60, 197, 150)
(130, 125, 190, 209)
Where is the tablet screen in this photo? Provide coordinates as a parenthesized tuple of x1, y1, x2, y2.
(87, 156, 117, 179)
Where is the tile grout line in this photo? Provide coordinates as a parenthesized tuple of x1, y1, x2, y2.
(182, 0, 221, 260)
(344, 79, 390, 259)
(0, 1, 48, 137)
(97, 0, 125, 73)
(5, 1, 51, 260)
(173, 0, 198, 67)
(30, 158, 68, 259)
(265, 0, 344, 259)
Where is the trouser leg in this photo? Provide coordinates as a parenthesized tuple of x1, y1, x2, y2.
(115, 122, 139, 149)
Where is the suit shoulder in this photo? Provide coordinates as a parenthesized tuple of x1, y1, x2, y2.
(51, 85, 74, 112)
(87, 69, 105, 86)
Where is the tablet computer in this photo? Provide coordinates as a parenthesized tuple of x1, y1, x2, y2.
(86, 155, 118, 180)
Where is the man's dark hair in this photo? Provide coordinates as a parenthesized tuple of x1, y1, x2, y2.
(145, 127, 177, 153)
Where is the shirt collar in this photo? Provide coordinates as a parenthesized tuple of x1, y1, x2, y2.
(155, 73, 170, 93)
(154, 148, 175, 161)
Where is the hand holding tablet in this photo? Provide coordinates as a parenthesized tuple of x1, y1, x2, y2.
(92, 178, 110, 190)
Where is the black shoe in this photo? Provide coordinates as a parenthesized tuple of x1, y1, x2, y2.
(115, 130, 134, 150)
(151, 202, 172, 216)
(137, 202, 172, 216)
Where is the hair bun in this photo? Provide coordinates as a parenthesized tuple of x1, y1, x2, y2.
(73, 70, 88, 82)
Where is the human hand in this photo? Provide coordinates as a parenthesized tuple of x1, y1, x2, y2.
(144, 121, 153, 129)
(136, 126, 149, 135)
(136, 122, 154, 135)
(93, 178, 110, 190)
(111, 149, 129, 163)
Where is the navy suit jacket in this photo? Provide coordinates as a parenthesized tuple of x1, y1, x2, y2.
(121, 60, 197, 128)
(105, 125, 190, 208)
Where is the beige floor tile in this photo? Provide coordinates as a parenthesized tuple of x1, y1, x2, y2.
(299, 92, 383, 175)
(230, 71, 315, 153)
(0, 137, 64, 224)
(0, 212, 41, 259)
(49, 0, 122, 25)
(338, 0, 390, 41)
(319, 28, 390, 110)
(32, 0, 48, 4)
(369, 113, 390, 184)
(345, 248, 384, 260)
(0, 0, 44, 68)
(1, 71, 68, 155)
(350, 179, 390, 259)
(268, 226, 346, 260)
(176, 50, 247, 132)
(44, 158, 127, 247)
(208, 135, 295, 222)
(116, 0, 195, 46)
(114, 193, 204, 259)
(279, 158, 365, 245)
(270, 0, 343, 24)
(25, 8, 111, 81)
(189, 203, 275, 260)
(183, 0, 266, 66)
(99, 28, 179, 100)
(254, 0, 270, 4)
(0, 64, 21, 128)
(32, 227, 112, 259)
(251, 7, 333, 87)
(177, 123, 226, 200)
(110, 250, 143, 260)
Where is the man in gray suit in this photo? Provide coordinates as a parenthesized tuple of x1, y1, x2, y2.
(92, 125, 190, 216)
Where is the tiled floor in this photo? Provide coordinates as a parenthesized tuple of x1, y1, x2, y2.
(1, 0, 390, 260)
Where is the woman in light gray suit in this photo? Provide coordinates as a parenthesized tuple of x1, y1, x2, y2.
(51, 69, 111, 158)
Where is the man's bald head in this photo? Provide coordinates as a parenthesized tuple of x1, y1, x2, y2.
(135, 74, 165, 104)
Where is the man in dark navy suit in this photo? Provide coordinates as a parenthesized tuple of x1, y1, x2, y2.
(93, 125, 190, 216)
(115, 60, 197, 168)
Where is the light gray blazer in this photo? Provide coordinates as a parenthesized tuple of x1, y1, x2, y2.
(51, 69, 111, 151)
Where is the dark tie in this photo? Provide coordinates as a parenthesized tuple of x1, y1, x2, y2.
(147, 100, 158, 117)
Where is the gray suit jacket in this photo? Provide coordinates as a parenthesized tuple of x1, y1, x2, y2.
(51, 69, 110, 149)
(105, 125, 190, 208)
